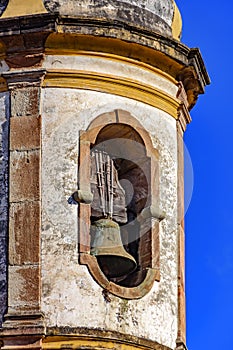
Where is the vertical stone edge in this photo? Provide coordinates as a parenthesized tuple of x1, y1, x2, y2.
(0, 91, 10, 329)
(0, 69, 46, 350)
(175, 82, 190, 350)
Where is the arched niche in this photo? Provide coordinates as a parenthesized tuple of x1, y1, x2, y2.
(77, 110, 164, 299)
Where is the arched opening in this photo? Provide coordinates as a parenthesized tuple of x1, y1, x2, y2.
(90, 124, 151, 287)
(78, 110, 161, 298)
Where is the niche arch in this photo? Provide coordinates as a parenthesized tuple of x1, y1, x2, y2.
(77, 110, 164, 299)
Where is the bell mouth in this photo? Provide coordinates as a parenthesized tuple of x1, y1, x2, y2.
(90, 218, 137, 278)
(97, 254, 137, 279)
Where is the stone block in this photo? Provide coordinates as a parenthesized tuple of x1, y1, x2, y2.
(10, 115, 41, 151)
(9, 202, 40, 265)
(10, 150, 40, 202)
(8, 265, 40, 310)
(0, 235, 7, 325)
(11, 87, 40, 117)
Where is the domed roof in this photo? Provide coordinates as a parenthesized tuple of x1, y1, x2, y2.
(0, 0, 182, 40)
(44, 0, 182, 39)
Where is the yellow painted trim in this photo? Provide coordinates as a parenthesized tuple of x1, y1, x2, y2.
(43, 339, 137, 349)
(1, 0, 47, 18)
(172, 1, 182, 41)
(44, 70, 180, 119)
(43, 336, 158, 350)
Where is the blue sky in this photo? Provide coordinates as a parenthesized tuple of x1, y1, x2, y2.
(176, 1, 233, 348)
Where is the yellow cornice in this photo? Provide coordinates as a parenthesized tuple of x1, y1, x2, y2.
(45, 34, 183, 79)
(42, 335, 168, 350)
(43, 69, 181, 119)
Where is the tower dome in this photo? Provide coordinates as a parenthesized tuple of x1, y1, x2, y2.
(44, 0, 182, 39)
(0, 0, 182, 40)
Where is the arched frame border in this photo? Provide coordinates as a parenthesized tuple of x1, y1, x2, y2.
(78, 109, 161, 299)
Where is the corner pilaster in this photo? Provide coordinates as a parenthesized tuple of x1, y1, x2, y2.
(0, 69, 46, 350)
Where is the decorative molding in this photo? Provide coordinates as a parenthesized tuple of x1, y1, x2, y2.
(43, 328, 173, 350)
(44, 69, 181, 119)
(45, 29, 209, 110)
(0, 15, 210, 107)
(177, 49, 210, 110)
(45, 32, 185, 79)
(0, 312, 45, 350)
(2, 69, 46, 88)
(176, 81, 191, 132)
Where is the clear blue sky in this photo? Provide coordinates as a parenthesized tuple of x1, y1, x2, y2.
(176, 1, 233, 348)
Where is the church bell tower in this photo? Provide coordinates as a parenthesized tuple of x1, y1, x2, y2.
(0, 1, 209, 349)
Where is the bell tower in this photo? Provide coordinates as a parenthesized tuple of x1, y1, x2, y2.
(0, 1, 209, 350)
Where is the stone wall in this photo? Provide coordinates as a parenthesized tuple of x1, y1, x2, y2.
(0, 91, 9, 326)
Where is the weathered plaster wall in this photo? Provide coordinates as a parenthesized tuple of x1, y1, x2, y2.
(0, 91, 9, 326)
(41, 85, 178, 348)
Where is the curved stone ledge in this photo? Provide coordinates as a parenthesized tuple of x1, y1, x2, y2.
(44, 327, 173, 350)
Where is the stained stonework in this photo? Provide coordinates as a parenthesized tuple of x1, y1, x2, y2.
(0, 92, 9, 326)
(11, 88, 40, 118)
(9, 201, 40, 266)
(0, 71, 45, 350)
(10, 115, 41, 151)
(10, 150, 40, 202)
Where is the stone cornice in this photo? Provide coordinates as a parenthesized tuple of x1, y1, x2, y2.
(0, 13, 210, 109)
(0, 13, 56, 37)
(2, 68, 46, 88)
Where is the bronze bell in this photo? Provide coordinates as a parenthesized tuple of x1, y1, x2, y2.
(90, 218, 137, 278)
